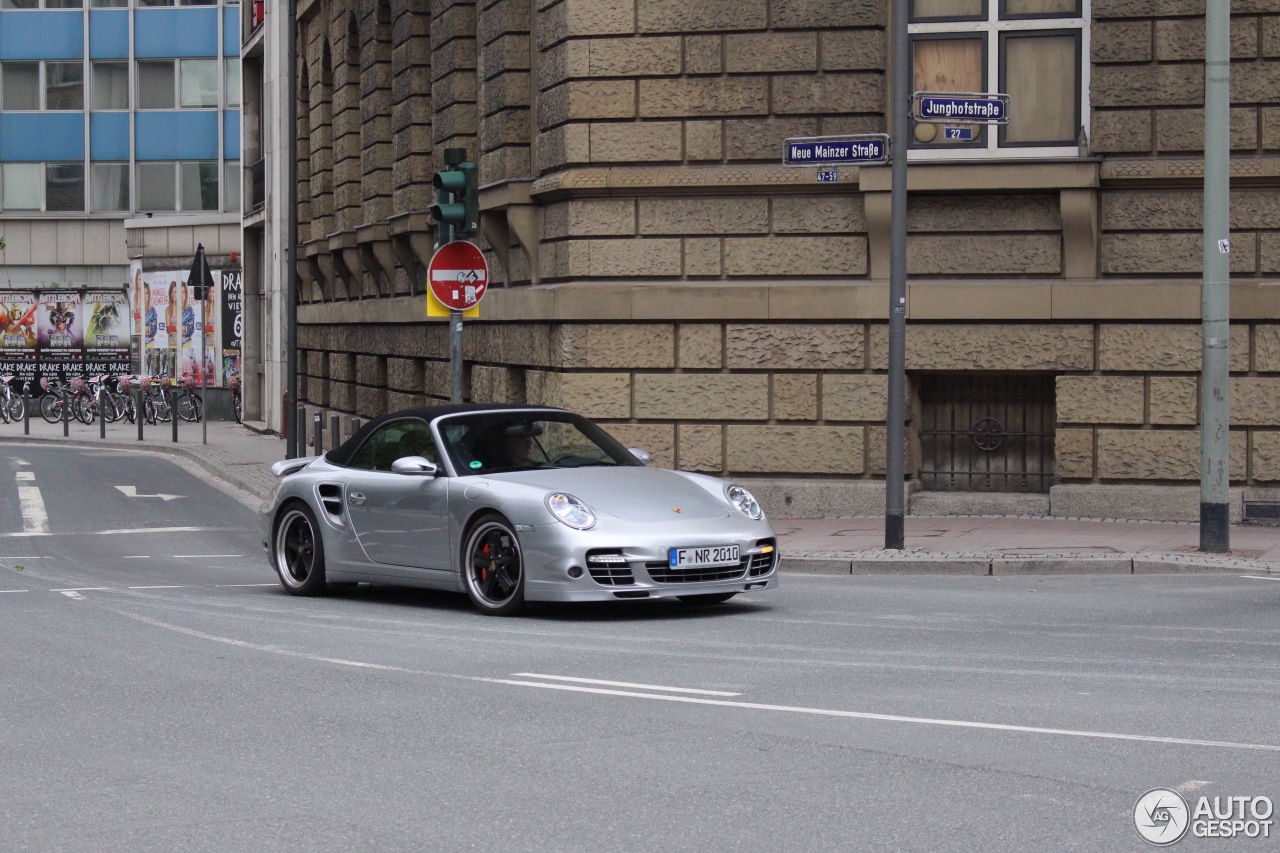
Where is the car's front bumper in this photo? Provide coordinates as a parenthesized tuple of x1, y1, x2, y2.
(517, 515, 779, 603)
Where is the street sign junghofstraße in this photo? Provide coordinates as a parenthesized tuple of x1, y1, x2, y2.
(783, 134, 890, 167)
(914, 91, 1011, 124)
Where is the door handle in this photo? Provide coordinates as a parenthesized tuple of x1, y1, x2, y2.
(348, 492, 366, 506)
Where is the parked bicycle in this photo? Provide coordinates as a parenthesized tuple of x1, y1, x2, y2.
(0, 375, 24, 424)
(39, 378, 72, 424)
(141, 375, 173, 424)
(174, 373, 203, 423)
(228, 371, 242, 424)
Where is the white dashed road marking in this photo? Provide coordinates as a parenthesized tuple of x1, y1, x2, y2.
(172, 554, 243, 559)
(58, 591, 85, 600)
(15, 471, 34, 481)
(17, 485, 49, 534)
(513, 673, 742, 697)
(1240, 575, 1280, 582)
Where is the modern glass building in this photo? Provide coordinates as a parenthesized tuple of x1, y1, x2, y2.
(0, 0, 241, 288)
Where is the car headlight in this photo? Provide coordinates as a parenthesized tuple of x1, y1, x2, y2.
(724, 484, 764, 520)
(546, 493, 596, 530)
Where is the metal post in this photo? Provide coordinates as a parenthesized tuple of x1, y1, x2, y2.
(884, 0, 910, 550)
(201, 301, 207, 445)
(171, 387, 178, 443)
(136, 387, 143, 440)
(297, 404, 306, 452)
(1200, 1, 1231, 553)
(330, 414, 340, 451)
(62, 386, 69, 437)
(312, 411, 322, 457)
(99, 386, 106, 439)
(285, 0, 300, 460)
(349, 415, 359, 439)
(450, 313, 464, 403)
(23, 391, 29, 436)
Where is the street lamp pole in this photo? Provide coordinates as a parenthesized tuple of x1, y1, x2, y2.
(1200, 1, 1230, 552)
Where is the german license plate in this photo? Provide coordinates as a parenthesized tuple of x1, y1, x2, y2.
(669, 545, 739, 569)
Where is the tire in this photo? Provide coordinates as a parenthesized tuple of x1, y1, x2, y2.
(152, 393, 171, 423)
(273, 502, 328, 596)
(233, 390, 242, 424)
(40, 394, 63, 424)
(462, 513, 526, 616)
(5, 394, 21, 423)
(73, 393, 95, 425)
(677, 593, 738, 605)
(176, 391, 201, 423)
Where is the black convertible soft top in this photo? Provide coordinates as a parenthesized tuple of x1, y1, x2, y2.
(325, 403, 567, 467)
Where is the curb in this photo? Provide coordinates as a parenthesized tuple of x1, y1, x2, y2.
(780, 553, 1280, 576)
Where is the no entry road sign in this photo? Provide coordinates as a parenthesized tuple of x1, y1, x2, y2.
(427, 240, 488, 312)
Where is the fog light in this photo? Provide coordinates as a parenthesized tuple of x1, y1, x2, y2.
(567, 566, 584, 578)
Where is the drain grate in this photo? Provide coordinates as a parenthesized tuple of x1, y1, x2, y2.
(1243, 502, 1280, 525)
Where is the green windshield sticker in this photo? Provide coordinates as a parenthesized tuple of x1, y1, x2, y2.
(469, 460, 482, 469)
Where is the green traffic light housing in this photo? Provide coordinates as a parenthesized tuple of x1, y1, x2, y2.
(429, 161, 479, 240)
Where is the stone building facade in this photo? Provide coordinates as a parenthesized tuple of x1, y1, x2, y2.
(287, 0, 1280, 521)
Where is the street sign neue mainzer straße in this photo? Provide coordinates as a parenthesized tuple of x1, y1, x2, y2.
(783, 134, 890, 167)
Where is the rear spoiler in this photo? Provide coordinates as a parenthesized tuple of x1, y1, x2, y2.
(271, 457, 317, 478)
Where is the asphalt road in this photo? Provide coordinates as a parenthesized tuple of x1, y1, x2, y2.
(3, 443, 1279, 852)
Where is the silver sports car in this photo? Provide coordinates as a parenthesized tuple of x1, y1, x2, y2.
(261, 404, 779, 615)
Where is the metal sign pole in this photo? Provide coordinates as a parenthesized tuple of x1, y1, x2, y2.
(201, 265, 208, 446)
(885, 0, 910, 550)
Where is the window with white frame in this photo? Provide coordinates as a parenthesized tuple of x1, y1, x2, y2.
(92, 163, 131, 211)
(0, 61, 83, 111)
(136, 161, 219, 211)
(0, 162, 84, 212)
(908, 0, 1088, 159)
(92, 61, 130, 110)
(1, 0, 83, 7)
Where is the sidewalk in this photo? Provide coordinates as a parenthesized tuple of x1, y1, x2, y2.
(3, 414, 1277, 576)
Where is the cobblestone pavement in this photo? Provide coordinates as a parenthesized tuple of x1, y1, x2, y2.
(4, 413, 1276, 576)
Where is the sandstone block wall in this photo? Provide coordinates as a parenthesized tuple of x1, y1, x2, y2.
(290, 1, 1280, 507)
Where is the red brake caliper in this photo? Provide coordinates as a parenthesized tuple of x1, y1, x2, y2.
(482, 542, 490, 582)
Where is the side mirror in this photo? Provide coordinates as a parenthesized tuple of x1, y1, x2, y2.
(629, 447, 651, 465)
(391, 456, 439, 476)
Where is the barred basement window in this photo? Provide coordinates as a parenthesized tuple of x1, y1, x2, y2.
(908, 0, 1088, 160)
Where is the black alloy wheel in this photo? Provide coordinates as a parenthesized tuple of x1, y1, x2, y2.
(463, 514, 526, 616)
(273, 503, 328, 596)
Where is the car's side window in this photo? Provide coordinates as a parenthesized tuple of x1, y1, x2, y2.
(347, 420, 437, 472)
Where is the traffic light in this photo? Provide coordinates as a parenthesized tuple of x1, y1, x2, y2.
(429, 160, 478, 241)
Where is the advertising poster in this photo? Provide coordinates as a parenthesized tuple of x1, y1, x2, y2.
(179, 283, 198, 380)
(84, 291, 131, 378)
(221, 270, 242, 385)
(0, 292, 38, 388)
(143, 273, 173, 378)
(37, 291, 84, 379)
(130, 261, 144, 373)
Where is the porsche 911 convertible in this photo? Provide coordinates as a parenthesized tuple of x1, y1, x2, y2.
(261, 404, 779, 615)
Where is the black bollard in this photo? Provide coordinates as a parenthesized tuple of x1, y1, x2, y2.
(136, 388, 144, 440)
(23, 392, 30, 436)
(330, 414, 340, 452)
(349, 416, 359, 440)
(99, 387, 106, 439)
(171, 389, 178, 443)
(312, 412, 322, 457)
(297, 404, 305, 452)
(62, 388, 69, 437)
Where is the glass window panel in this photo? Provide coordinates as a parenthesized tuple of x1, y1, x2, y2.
(912, 0, 983, 20)
(179, 59, 218, 107)
(45, 164, 84, 212)
(135, 0, 175, 6)
(92, 163, 130, 212)
(45, 0, 84, 8)
(137, 162, 176, 211)
(224, 161, 241, 212)
(2, 163, 42, 211)
(137, 61, 175, 109)
(46, 62, 84, 111)
(180, 161, 219, 211)
(183, 0, 217, 6)
(92, 61, 129, 110)
(1, 62, 40, 111)
(0, 0, 39, 8)
(225, 59, 240, 107)
(1003, 34, 1078, 145)
(90, 0, 128, 7)
(1002, 0, 1079, 17)
(912, 38, 985, 145)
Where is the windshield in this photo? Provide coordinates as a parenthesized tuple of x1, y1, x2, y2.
(436, 411, 643, 475)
